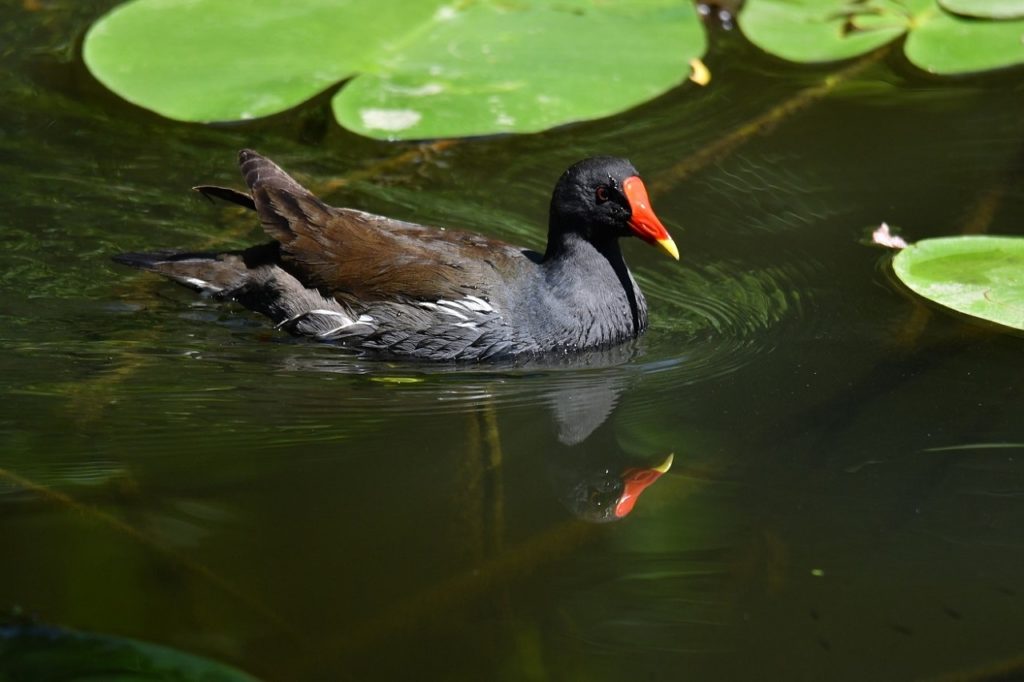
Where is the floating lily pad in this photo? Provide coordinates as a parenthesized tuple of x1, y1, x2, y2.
(938, 0, 1024, 19)
(738, 0, 1024, 75)
(0, 621, 260, 681)
(737, 0, 925, 63)
(83, 0, 706, 140)
(892, 236, 1024, 331)
(906, 8, 1024, 73)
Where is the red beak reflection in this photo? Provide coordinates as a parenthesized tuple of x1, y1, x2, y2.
(614, 453, 674, 518)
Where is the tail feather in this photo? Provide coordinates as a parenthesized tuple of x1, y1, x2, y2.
(113, 242, 280, 297)
(192, 185, 256, 211)
(238, 149, 332, 244)
(112, 243, 358, 331)
(112, 151, 363, 336)
(113, 251, 245, 296)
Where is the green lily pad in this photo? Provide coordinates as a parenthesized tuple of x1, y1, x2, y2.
(83, 0, 706, 140)
(0, 621, 260, 681)
(738, 0, 1024, 75)
(737, 0, 926, 63)
(906, 8, 1024, 73)
(892, 236, 1024, 331)
(938, 0, 1024, 19)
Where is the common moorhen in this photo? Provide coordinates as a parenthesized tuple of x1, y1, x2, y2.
(115, 150, 678, 361)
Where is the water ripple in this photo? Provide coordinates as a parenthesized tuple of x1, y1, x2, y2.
(638, 254, 819, 385)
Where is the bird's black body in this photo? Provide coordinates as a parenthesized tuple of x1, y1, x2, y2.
(115, 151, 676, 362)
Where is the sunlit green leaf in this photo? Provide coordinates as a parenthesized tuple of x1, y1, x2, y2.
(83, 0, 706, 140)
(892, 236, 1024, 331)
(905, 8, 1024, 74)
(938, 0, 1024, 19)
(738, 0, 1024, 75)
(737, 0, 921, 63)
(0, 621, 260, 682)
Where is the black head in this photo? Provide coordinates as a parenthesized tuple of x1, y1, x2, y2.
(548, 157, 678, 260)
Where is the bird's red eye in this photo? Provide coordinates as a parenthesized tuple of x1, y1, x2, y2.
(595, 186, 610, 203)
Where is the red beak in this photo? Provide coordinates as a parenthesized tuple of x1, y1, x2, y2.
(614, 453, 674, 518)
(622, 176, 679, 260)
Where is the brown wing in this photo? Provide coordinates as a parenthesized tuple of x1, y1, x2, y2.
(237, 149, 527, 301)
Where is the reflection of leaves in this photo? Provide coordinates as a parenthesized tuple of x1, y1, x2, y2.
(0, 621, 260, 682)
(739, 0, 1024, 74)
(83, 0, 706, 140)
(892, 236, 1024, 331)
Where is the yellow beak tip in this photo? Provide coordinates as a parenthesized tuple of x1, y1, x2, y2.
(657, 237, 680, 261)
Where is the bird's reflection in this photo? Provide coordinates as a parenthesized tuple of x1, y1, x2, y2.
(273, 343, 675, 523)
(547, 450, 673, 523)
(543, 372, 673, 523)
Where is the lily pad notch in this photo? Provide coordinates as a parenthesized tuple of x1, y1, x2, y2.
(83, 0, 708, 140)
(737, 0, 1024, 75)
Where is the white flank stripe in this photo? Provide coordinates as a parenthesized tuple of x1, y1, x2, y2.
(315, 312, 376, 338)
(277, 308, 352, 330)
(309, 309, 351, 318)
(317, 325, 349, 339)
(462, 295, 493, 312)
(436, 307, 469, 321)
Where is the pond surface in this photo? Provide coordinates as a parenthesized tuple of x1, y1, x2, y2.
(3, 3, 1024, 680)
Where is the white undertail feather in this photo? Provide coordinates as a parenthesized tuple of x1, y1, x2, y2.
(183, 276, 223, 293)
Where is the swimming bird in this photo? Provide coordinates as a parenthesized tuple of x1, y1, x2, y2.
(114, 150, 678, 362)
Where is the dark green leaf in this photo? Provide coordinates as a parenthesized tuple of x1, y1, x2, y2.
(0, 622, 260, 682)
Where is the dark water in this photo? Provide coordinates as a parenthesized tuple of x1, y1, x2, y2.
(3, 3, 1024, 680)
